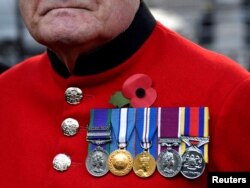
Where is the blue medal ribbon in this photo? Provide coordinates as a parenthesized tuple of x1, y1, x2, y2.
(135, 108, 158, 158)
(87, 109, 112, 153)
(110, 108, 136, 156)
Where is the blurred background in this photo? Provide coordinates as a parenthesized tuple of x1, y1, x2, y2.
(0, 0, 249, 71)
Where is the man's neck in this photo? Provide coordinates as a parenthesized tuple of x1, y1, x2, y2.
(48, 1, 156, 77)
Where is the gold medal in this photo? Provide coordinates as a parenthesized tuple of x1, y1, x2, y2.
(133, 151, 156, 178)
(108, 149, 133, 176)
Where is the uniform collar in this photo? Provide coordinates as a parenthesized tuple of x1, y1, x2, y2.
(48, 1, 156, 78)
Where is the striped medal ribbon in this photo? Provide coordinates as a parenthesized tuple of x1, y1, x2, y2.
(157, 107, 182, 178)
(179, 107, 209, 179)
(133, 108, 158, 178)
(86, 109, 112, 177)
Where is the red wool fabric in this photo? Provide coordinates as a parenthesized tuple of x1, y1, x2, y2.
(0, 22, 250, 188)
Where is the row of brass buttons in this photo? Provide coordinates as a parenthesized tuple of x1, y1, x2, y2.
(53, 87, 83, 172)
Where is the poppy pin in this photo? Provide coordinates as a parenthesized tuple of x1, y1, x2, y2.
(110, 74, 157, 108)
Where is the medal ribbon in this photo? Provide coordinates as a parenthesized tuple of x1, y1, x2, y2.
(180, 107, 209, 163)
(87, 109, 112, 153)
(110, 108, 136, 156)
(158, 107, 181, 154)
(135, 108, 158, 158)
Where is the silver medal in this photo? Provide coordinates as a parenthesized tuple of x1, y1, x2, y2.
(180, 136, 209, 179)
(157, 148, 182, 178)
(86, 125, 111, 177)
(181, 147, 205, 179)
(86, 146, 109, 177)
(157, 138, 182, 178)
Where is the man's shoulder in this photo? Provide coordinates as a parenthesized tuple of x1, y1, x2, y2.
(144, 23, 250, 108)
(0, 52, 49, 81)
(150, 22, 250, 80)
(0, 52, 52, 96)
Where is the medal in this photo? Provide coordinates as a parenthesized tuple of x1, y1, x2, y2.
(157, 138, 182, 178)
(86, 146, 109, 177)
(108, 148, 133, 176)
(133, 108, 158, 178)
(157, 108, 183, 178)
(108, 108, 135, 176)
(133, 151, 156, 178)
(179, 107, 210, 179)
(86, 109, 112, 177)
(180, 136, 209, 179)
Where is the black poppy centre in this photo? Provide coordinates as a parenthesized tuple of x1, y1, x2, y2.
(135, 88, 146, 98)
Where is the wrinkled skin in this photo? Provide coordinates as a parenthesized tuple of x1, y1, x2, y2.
(19, 0, 140, 71)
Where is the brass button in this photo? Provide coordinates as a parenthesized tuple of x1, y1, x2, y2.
(53, 153, 71, 172)
(61, 118, 80, 136)
(65, 87, 83, 104)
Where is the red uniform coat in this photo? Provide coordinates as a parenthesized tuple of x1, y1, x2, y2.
(0, 2, 250, 188)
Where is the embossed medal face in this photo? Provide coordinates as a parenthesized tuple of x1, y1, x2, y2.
(157, 149, 182, 178)
(108, 149, 133, 176)
(181, 149, 205, 179)
(86, 148, 109, 177)
(133, 151, 156, 178)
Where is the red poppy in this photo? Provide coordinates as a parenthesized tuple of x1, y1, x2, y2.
(122, 74, 157, 107)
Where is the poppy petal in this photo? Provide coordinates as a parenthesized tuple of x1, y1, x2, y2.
(130, 88, 157, 107)
(122, 74, 152, 98)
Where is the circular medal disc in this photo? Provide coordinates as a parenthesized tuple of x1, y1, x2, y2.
(86, 148, 109, 177)
(133, 151, 156, 178)
(157, 149, 182, 178)
(108, 149, 133, 176)
(181, 149, 205, 179)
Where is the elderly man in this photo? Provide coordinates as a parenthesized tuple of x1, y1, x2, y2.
(0, 0, 250, 187)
